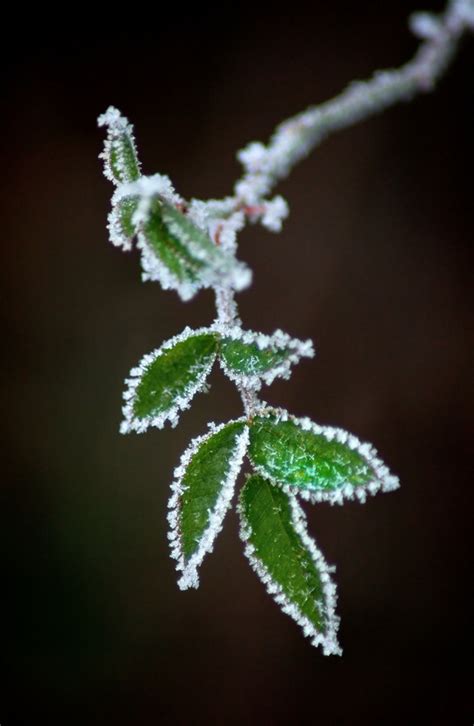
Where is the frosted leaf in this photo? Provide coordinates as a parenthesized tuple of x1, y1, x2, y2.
(168, 420, 249, 590)
(216, 327, 314, 390)
(98, 106, 141, 185)
(107, 192, 138, 251)
(107, 179, 252, 300)
(160, 202, 251, 292)
(120, 327, 219, 433)
(119, 174, 184, 220)
(136, 197, 204, 301)
(247, 410, 400, 505)
(239, 474, 341, 655)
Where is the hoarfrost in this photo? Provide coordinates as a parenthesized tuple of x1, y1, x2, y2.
(248, 409, 400, 504)
(120, 326, 217, 433)
(261, 196, 289, 232)
(97, 106, 141, 185)
(168, 421, 249, 590)
(238, 485, 341, 655)
(214, 326, 314, 390)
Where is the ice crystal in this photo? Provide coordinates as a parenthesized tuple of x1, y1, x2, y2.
(239, 479, 341, 655)
(168, 421, 249, 590)
(120, 327, 217, 433)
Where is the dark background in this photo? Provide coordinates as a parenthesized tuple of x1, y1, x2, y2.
(1, 1, 473, 724)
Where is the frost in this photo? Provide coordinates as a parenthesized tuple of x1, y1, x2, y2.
(237, 142, 268, 173)
(120, 174, 184, 222)
(120, 327, 217, 433)
(208, 211, 246, 254)
(98, 106, 141, 185)
(248, 409, 400, 504)
(450, 0, 474, 28)
(409, 12, 442, 39)
(215, 326, 314, 390)
(234, 175, 272, 205)
(105, 173, 183, 258)
(136, 229, 200, 301)
(160, 205, 251, 293)
(261, 196, 289, 232)
(168, 421, 249, 590)
(107, 190, 135, 251)
(106, 178, 251, 301)
(239, 484, 341, 655)
(187, 197, 237, 229)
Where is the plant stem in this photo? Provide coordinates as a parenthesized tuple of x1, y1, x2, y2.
(214, 285, 260, 417)
(233, 0, 473, 204)
(212, 0, 473, 421)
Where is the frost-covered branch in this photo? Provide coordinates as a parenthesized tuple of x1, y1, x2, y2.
(97, 0, 473, 656)
(207, 0, 474, 415)
(233, 0, 474, 207)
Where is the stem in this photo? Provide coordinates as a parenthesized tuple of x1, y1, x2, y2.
(233, 0, 474, 203)
(214, 286, 260, 418)
(210, 0, 473, 422)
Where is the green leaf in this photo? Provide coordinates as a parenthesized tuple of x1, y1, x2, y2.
(121, 328, 219, 433)
(98, 106, 141, 185)
(248, 413, 399, 504)
(159, 202, 251, 292)
(137, 198, 251, 300)
(142, 199, 205, 286)
(107, 195, 139, 251)
(117, 196, 138, 239)
(219, 330, 313, 387)
(239, 474, 341, 655)
(168, 420, 249, 590)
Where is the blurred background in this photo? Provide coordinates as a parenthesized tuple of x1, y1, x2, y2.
(1, 1, 473, 723)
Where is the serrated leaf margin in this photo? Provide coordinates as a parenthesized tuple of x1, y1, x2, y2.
(248, 409, 400, 505)
(216, 325, 314, 389)
(238, 480, 341, 655)
(120, 327, 218, 433)
(168, 419, 250, 590)
(97, 106, 141, 185)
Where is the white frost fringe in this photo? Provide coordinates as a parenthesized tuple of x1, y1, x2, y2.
(213, 325, 314, 390)
(108, 177, 251, 301)
(239, 489, 341, 656)
(249, 409, 400, 505)
(168, 421, 250, 590)
(97, 106, 141, 185)
(120, 327, 217, 434)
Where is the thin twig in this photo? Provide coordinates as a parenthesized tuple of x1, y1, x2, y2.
(212, 0, 473, 416)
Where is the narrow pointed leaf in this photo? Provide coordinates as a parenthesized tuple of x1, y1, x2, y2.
(168, 420, 249, 590)
(219, 329, 313, 387)
(121, 328, 219, 433)
(248, 413, 399, 504)
(98, 106, 141, 185)
(239, 474, 341, 655)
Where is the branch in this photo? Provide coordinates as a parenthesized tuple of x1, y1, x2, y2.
(209, 0, 473, 417)
(232, 0, 474, 207)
